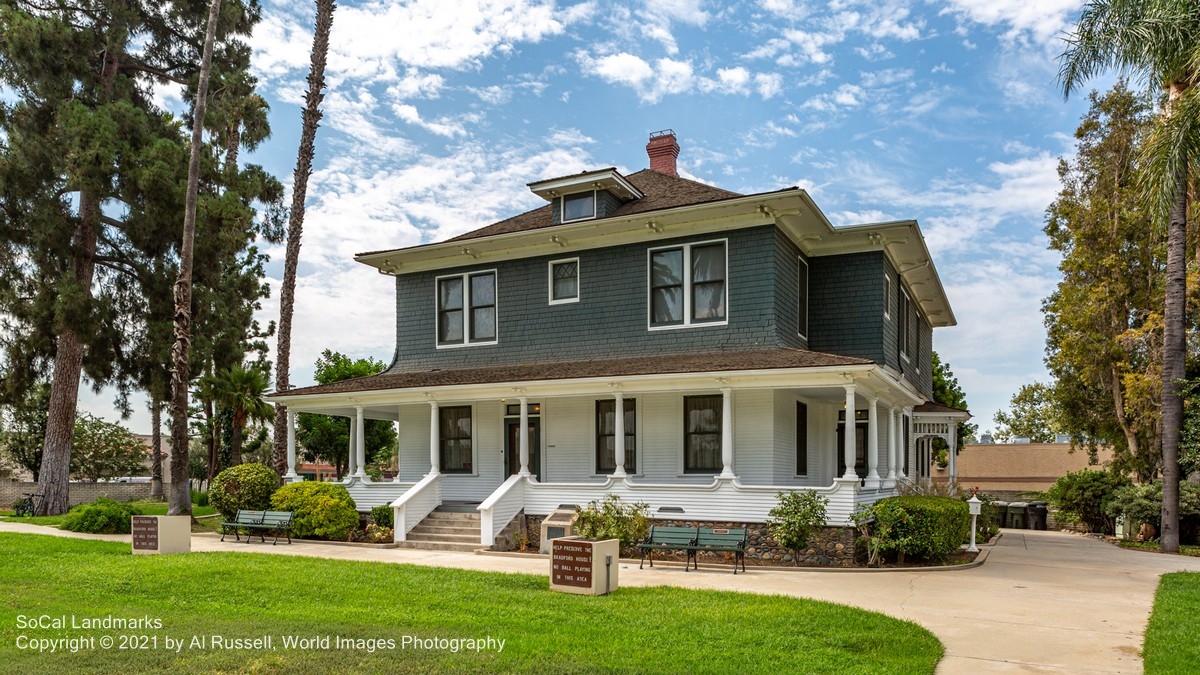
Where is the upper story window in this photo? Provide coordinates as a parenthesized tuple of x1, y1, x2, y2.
(549, 258, 579, 304)
(437, 271, 497, 347)
(899, 287, 910, 360)
(649, 240, 727, 329)
(798, 257, 809, 339)
(562, 191, 596, 222)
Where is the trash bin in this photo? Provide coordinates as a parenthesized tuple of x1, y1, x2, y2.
(991, 501, 1009, 529)
(1007, 502, 1028, 530)
(1026, 501, 1048, 531)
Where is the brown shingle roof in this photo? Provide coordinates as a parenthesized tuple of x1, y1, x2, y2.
(271, 348, 872, 399)
(914, 401, 971, 415)
(447, 169, 748, 242)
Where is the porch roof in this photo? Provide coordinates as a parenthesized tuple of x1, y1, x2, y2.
(913, 401, 972, 418)
(268, 348, 871, 400)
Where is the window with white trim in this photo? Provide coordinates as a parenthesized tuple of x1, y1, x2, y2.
(561, 191, 596, 222)
(439, 406, 473, 473)
(549, 258, 579, 304)
(883, 274, 892, 320)
(798, 257, 809, 338)
(899, 287, 910, 360)
(649, 240, 727, 328)
(437, 271, 497, 347)
(684, 395, 723, 473)
(596, 398, 636, 474)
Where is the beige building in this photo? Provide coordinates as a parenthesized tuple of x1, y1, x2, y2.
(948, 442, 1112, 495)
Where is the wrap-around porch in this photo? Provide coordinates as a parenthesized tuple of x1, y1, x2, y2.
(273, 363, 965, 548)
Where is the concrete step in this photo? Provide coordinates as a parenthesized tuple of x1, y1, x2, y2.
(394, 539, 481, 552)
(408, 524, 479, 536)
(425, 510, 480, 523)
(405, 532, 479, 544)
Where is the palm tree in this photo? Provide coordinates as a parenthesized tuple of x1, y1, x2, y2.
(273, 0, 337, 477)
(1059, 0, 1200, 553)
(168, 0, 223, 517)
(212, 364, 274, 467)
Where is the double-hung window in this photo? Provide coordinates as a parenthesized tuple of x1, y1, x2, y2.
(798, 257, 809, 338)
(562, 191, 596, 222)
(595, 399, 636, 474)
(684, 395, 723, 473)
(898, 287, 910, 361)
(549, 258, 579, 304)
(437, 271, 497, 347)
(439, 406, 473, 473)
(649, 240, 727, 328)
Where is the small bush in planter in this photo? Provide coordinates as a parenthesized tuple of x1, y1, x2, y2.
(370, 504, 394, 528)
(573, 494, 650, 548)
(270, 482, 359, 540)
(61, 498, 143, 534)
(210, 463, 279, 520)
(766, 490, 828, 565)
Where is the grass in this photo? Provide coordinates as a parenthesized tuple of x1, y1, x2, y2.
(0, 533, 943, 674)
(1144, 572, 1200, 674)
(3, 501, 215, 528)
(1117, 540, 1200, 557)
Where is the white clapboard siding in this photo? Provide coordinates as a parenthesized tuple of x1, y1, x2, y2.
(731, 389, 773, 485)
(542, 397, 593, 482)
(344, 480, 416, 511)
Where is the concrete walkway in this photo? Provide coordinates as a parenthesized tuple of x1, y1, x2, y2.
(4, 522, 1199, 673)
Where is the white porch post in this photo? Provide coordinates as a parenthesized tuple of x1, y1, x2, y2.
(948, 420, 959, 485)
(899, 406, 912, 479)
(354, 406, 367, 479)
(393, 406, 402, 483)
(720, 387, 735, 478)
(345, 416, 357, 481)
(842, 384, 857, 479)
(885, 407, 898, 482)
(428, 401, 440, 475)
(518, 396, 530, 476)
(865, 396, 881, 488)
(284, 409, 298, 480)
(612, 392, 627, 478)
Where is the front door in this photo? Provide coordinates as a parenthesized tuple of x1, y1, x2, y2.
(505, 418, 541, 481)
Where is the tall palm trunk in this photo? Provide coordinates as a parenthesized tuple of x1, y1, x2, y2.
(1160, 154, 1187, 553)
(168, 0, 221, 516)
(273, 0, 336, 476)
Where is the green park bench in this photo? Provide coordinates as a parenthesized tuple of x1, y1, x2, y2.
(691, 527, 748, 574)
(220, 509, 293, 545)
(637, 526, 697, 569)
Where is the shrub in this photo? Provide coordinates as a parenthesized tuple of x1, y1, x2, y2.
(858, 495, 969, 563)
(366, 523, 393, 543)
(370, 504, 393, 528)
(1045, 469, 1131, 534)
(209, 463, 279, 520)
(766, 490, 828, 564)
(191, 489, 209, 507)
(573, 494, 650, 548)
(270, 482, 360, 541)
(1108, 481, 1200, 543)
(61, 498, 143, 534)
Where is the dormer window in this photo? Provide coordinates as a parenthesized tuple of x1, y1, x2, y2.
(562, 191, 596, 222)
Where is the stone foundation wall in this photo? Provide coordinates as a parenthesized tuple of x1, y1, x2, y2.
(514, 513, 858, 567)
(1, 480, 156, 509)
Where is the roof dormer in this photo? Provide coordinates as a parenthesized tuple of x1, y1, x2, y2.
(527, 167, 643, 224)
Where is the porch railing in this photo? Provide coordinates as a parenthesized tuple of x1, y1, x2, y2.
(391, 473, 442, 542)
(478, 474, 526, 547)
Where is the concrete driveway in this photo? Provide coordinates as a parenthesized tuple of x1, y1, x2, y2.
(5, 522, 1199, 673)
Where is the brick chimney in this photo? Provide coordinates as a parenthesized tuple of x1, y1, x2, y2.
(646, 129, 679, 177)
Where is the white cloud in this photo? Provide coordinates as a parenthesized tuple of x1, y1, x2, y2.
(387, 70, 446, 100)
(940, 0, 1081, 47)
(391, 103, 474, 138)
(802, 83, 866, 111)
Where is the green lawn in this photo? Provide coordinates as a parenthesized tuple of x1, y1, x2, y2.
(1145, 572, 1200, 674)
(1118, 540, 1200, 557)
(0, 533, 943, 674)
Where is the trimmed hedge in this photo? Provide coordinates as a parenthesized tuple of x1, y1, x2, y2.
(61, 498, 143, 534)
(865, 495, 969, 562)
(210, 463, 279, 520)
(370, 504, 393, 528)
(271, 482, 360, 541)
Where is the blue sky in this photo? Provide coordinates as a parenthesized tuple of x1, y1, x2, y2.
(86, 0, 1109, 436)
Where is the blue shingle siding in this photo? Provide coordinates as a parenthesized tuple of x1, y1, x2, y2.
(772, 229, 806, 349)
(806, 252, 887, 362)
(596, 190, 623, 218)
(390, 225, 783, 370)
(882, 258, 899, 371)
(916, 319, 933, 397)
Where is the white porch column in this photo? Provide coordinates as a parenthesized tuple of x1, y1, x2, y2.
(393, 406, 402, 483)
(612, 392, 627, 478)
(865, 396, 881, 488)
(346, 416, 357, 480)
(284, 409, 298, 479)
(948, 420, 959, 485)
(354, 406, 367, 479)
(885, 407, 898, 482)
(428, 401, 440, 475)
(518, 396, 530, 476)
(720, 387, 735, 478)
(842, 384, 858, 479)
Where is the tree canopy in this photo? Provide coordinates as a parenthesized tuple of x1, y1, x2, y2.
(297, 351, 396, 479)
(993, 383, 1066, 444)
(931, 351, 977, 449)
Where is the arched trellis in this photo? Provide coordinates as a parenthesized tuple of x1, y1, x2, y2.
(909, 404, 971, 486)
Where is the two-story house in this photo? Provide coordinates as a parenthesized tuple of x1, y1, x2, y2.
(267, 131, 968, 549)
